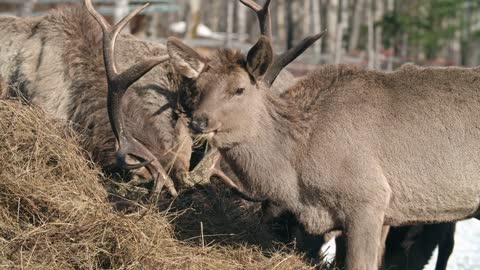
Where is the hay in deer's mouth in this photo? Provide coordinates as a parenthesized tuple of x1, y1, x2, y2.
(0, 100, 320, 270)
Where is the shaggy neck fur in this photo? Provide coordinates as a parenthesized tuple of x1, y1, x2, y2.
(218, 65, 360, 211)
(220, 86, 307, 208)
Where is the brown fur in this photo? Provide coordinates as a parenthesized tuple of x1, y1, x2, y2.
(0, 5, 192, 181)
(168, 38, 480, 269)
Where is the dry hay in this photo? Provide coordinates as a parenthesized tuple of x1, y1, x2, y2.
(0, 100, 318, 270)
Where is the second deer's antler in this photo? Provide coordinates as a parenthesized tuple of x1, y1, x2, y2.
(239, 0, 272, 40)
(240, 0, 326, 86)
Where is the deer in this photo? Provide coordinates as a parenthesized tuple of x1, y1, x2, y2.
(0, 0, 237, 199)
(0, 0, 298, 201)
(0, 1, 190, 198)
(165, 0, 480, 268)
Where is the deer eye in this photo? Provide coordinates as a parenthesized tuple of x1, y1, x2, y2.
(234, 88, 245, 96)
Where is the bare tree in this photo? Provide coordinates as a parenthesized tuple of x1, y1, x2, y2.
(209, 0, 223, 32)
(366, 0, 374, 69)
(326, 0, 339, 58)
(374, 0, 384, 69)
(19, 0, 38, 17)
(286, 0, 294, 49)
(225, 0, 235, 47)
(312, 0, 323, 57)
(452, 30, 462, 65)
(303, 0, 312, 37)
(187, 0, 201, 39)
(334, 0, 348, 63)
(348, 0, 364, 52)
(237, 1, 248, 42)
(114, 0, 129, 24)
(277, 0, 287, 44)
(386, 0, 395, 71)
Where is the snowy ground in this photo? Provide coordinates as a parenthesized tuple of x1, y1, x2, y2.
(321, 219, 480, 269)
(425, 219, 480, 270)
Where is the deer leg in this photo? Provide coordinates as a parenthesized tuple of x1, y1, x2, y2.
(377, 225, 390, 269)
(344, 209, 386, 270)
(434, 223, 456, 270)
(335, 234, 347, 269)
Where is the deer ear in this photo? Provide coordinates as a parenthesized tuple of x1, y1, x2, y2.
(246, 36, 273, 81)
(167, 37, 206, 79)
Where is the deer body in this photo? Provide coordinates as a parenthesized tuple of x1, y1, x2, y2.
(0, 6, 191, 182)
(169, 33, 480, 267)
(222, 64, 480, 268)
(228, 64, 480, 269)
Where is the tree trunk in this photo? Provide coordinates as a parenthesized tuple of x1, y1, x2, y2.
(19, 0, 38, 17)
(452, 28, 462, 65)
(277, 0, 287, 45)
(312, 0, 323, 58)
(366, 0, 374, 69)
(401, 33, 408, 61)
(326, 0, 339, 59)
(386, 0, 395, 71)
(210, 0, 222, 32)
(462, 1, 475, 66)
(303, 0, 312, 36)
(348, 0, 364, 52)
(114, 0, 129, 24)
(334, 0, 347, 63)
(374, 0, 384, 69)
(286, 0, 294, 49)
(186, 0, 201, 39)
(237, 1, 248, 42)
(225, 0, 235, 47)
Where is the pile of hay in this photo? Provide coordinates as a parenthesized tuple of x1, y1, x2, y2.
(0, 100, 316, 269)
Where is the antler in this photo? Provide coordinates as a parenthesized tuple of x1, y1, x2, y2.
(239, 0, 272, 40)
(85, 0, 177, 199)
(240, 0, 325, 86)
(264, 30, 326, 86)
(184, 149, 265, 202)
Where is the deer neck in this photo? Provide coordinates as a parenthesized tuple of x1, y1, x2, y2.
(220, 92, 302, 205)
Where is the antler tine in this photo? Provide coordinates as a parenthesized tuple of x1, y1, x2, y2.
(85, 0, 176, 199)
(239, 0, 272, 40)
(84, 0, 110, 30)
(184, 149, 265, 202)
(264, 30, 326, 86)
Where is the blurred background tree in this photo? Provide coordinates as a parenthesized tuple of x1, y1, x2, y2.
(2, 0, 480, 70)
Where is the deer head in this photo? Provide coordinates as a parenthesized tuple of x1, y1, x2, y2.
(85, 0, 176, 199)
(167, 0, 324, 148)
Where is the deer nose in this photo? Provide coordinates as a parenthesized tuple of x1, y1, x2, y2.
(191, 116, 209, 133)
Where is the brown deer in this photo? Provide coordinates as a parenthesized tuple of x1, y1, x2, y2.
(166, 0, 480, 268)
(0, 0, 296, 200)
(0, 1, 191, 197)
